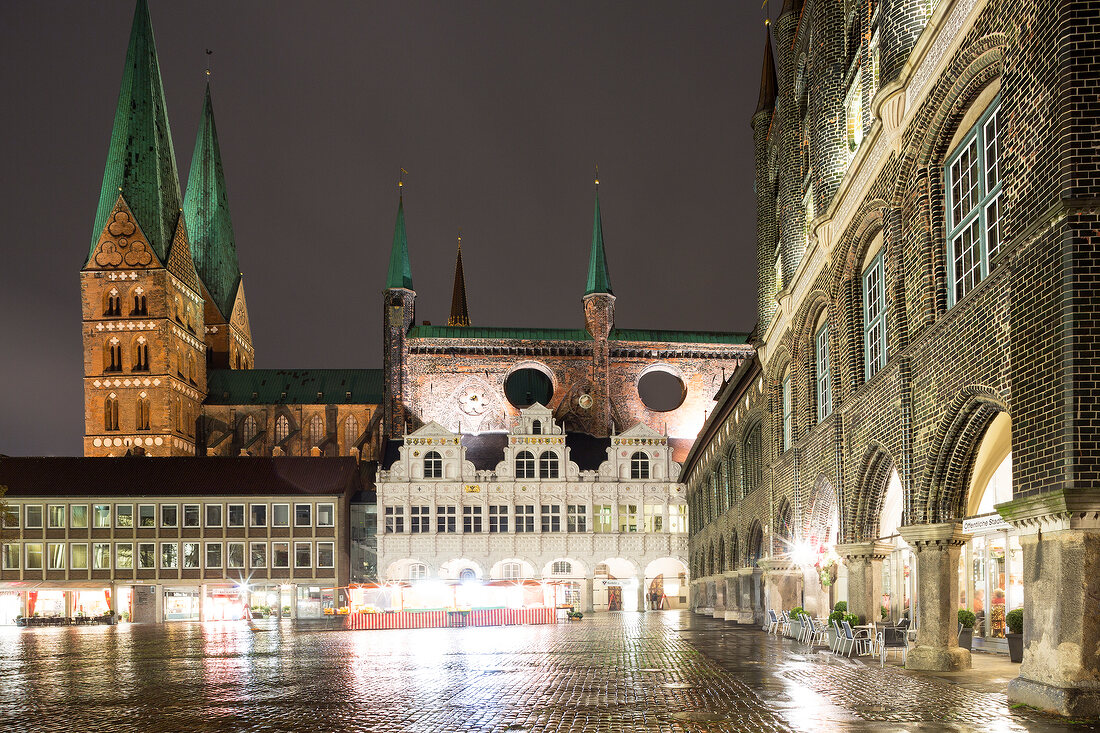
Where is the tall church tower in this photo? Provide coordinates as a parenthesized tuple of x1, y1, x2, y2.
(582, 182, 615, 436)
(183, 83, 254, 371)
(81, 0, 206, 457)
(383, 191, 415, 438)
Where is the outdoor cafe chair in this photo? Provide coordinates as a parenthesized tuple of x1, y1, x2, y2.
(830, 620, 843, 653)
(779, 612, 791, 636)
(767, 609, 780, 635)
(840, 620, 872, 657)
(878, 626, 909, 666)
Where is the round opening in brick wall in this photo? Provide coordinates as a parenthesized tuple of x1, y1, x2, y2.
(638, 370, 685, 412)
(504, 368, 553, 408)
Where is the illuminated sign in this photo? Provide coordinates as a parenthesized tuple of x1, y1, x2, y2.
(962, 513, 1010, 534)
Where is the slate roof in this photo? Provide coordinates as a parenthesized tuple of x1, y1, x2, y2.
(183, 84, 241, 319)
(88, 0, 182, 264)
(205, 369, 384, 405)
(0, 456, 363, 498)
(755, 25, 778, 117)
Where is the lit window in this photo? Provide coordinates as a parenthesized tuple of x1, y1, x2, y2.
(538, 452, 559, 479)
(630, 452, 650, 479)
(781, 373, 792, 451)
(115, 544, 132, 570)
(93, 504, 110, 528)
(138, 505, 156, 528)
(501, 562, 523, 580)
(317, 542, 335, 568)
(250, 542, 267, 568)
(424, 451, 443, 479)
(384, 506, 404, 533)
(48, 543, 66, 570)
(115, 505, 133, 528)
(93, 543, 110, 570)
(618, 504, 639, 533)
(644, 504, 666, 532)
(816, 322, 832, 422)
(183, 542, 200, 569)
(275, 414, 290, 443)
(2, 544, 18, 570)
(137, 543, 155, 569)
(408, 562, 428, 580)
(48, 505, 65, 529)
(71, 505, 88, 529)
(161, 543, 178, 569)
(593, 504, 613, 533)
(863, 250, 887, 379)
(946, 98, 1002, 305)
(515, 451, 535, 479)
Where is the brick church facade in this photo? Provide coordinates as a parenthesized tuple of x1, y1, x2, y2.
(683, 0, 1100, 717)
(80, 2, 752, 462)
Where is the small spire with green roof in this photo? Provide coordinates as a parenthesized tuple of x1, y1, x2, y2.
(584, 170, 613, 296)
(183, 81, 241, 319)
(386, 177, 413, 290)
(88, 0, 183, 264)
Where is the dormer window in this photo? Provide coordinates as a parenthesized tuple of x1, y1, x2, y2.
(516, 450, 536, 479)
(630, 451, 650, 480)
(539, 451, 559, 479)
(532, 420, 542, 435)
(424, 451, 443, 479)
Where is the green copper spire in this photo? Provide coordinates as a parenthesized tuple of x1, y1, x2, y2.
(584, 187, 613, 296)
(386, 194, 413, 290)
(184, 83, 241, 319)
(88, 0, 183, 263)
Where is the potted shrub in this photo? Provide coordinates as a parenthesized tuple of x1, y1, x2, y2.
(881, 605, 889, 622)
(567, 610, 583, 621)
(1005, 608, 1023, 662)
(958, 609, 976, 651)
(827, 602, 847, 647)
(788, 606, 805, 639)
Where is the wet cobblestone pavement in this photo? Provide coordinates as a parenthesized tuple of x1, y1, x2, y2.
(0, 612, 1097, 732)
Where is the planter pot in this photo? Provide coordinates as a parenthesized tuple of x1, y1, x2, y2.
(788, 619, 802, 640)
(826, 627, 838, 649)
(1006, 633, 1023, 662)
(958, 627, 973, 651)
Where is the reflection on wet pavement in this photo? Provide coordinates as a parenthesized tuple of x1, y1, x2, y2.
(0, 612, 1094, 732)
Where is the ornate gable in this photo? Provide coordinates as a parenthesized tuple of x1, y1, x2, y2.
(618, 422, 665, 440)
(86, 195, 162, 271)
(407, 421, 459, 441)
(229, 278, 253, 344)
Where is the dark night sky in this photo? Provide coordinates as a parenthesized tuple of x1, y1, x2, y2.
(0, 1, 765, 456)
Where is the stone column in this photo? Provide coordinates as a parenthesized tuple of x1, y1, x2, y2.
(1000, 491, 1100, 717)
(711, 578, 726, 618)
(582, 578, 594, 614)
(899, 523, 970, 671)
(108, 583, 118, 618)
(759, 559, 803, 618)
(635, 578, 645, 613)
(723, 574, 740, 621)
(737, 567, 761, 624)
(64, 591, 73, 620)
(836, 542, 893, 624)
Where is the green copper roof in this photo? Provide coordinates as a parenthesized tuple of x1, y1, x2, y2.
(386, 197, 413, 290)
(183, 84, 241, 319)
(609, 328, 750, 345)
(206, 369, 384, 405)
(584, 190, 613, 296)
(409, 325, 593, 341)
(88, 0, 182, 264)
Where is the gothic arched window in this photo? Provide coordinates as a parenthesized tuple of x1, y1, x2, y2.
(241, 415, 257, 445)
(515, 450, 536, 479)
(136, 396, 150, 431)
(344, 415, 359, 451)
(104, 339, 122, 372)
(275, 415, 290, 443)
(132, 337, 149, 371)
(104, 289, 121, 317)
(131, 288, 147, 316)
(308, 415, 324, 446)
(104, 396, 119, 431)
(538, 451, 559, 479)
(424, 451, 443, 479)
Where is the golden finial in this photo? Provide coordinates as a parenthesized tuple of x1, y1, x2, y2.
(205, 48, 213, 79)
(594, 163, 599, 187)
(457, 227, 462, 251)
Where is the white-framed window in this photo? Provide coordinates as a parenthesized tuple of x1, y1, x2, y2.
(423, 451, 443, 479)
(630, 452, 650, 479)
(501, 561, 522, 580)
(410, 505, 430, 533)
(294, 504, 312, 527)
(316, 542, 335, 568)
(25, 505, 43, 529)
(71, 543, 89, 570)
(2, 543, 18, 570)
(44, 541, 66, 570)
(272, 542, 290, 568)
(946, 98, 1002, 305)
(137, 543, 155, 569)
(48, 505, 65, 529)
(182, 542, 200, 569)
(567, 504, 587, 532)
(115, 505, 133, 528)
(540, 504, 561, 532)
(463, 505, 483, 533)
(138, 504, 156, 528)
(816, 322, 832, 422)
(489, 505, 508, 533)
(161, 542, 178, 569)
(250, 504, 267, 527)
(384, 506, 405, 533)
(644, 504, 666, 532)
(538, 451, 559, 479)
(845, 68, 864, 156)
(227, 504, 245, 528)
(161, 505, 178, 528)
(863, 250, 887, 380)
(115, 543, 133, 570)
(250, 542, 267, 568)
(205, 542, 223, 568)
(669, 505, 688, 534)
(551, 560, 572, 575)
(227, 542, 245, 569)
(294, 542, 312, 569)
(205, 504, 223, 528)
(408, 562, 428, 580)
(436, 505, 456, 533)
(781, 373, 793, 451)
(26, 543, 43, 570)
(618, 504, 639, 533)
(316, 503, 335, 527)
(93, 543, 110, 570)
(515, 451, 536, 479)
(272, 504, 290, 527)
(182, 504, 200, 528)
(93, 504, 110, 528)
(531, 419, 542, 435)
(515, 505, 535, 533)
(593, 504, 613, 533)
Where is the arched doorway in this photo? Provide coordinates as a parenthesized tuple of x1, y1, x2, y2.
(644, 558, 688, 610)
(877, 469, 915, 625)
(594, 558, 639, 612)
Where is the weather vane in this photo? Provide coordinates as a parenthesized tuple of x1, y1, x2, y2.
(399, 167, 408, 189)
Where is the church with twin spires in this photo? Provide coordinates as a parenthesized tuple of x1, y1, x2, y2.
(81, 0, 752, 463)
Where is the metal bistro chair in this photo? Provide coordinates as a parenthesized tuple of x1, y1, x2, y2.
(806, 617, 829, 647)
(767, 609, 780, 635)
(878, 625, 909, 667)
(840, 620, 873, 658)
(797, 615, 813, 644)
(830, 620, 843, 653)
(779, 612, 792, 637)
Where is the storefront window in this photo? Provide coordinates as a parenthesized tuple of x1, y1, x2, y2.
(164, 589, 200, 621)
(297, 586, 322, 618)
(988, 535, 1007, 638)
